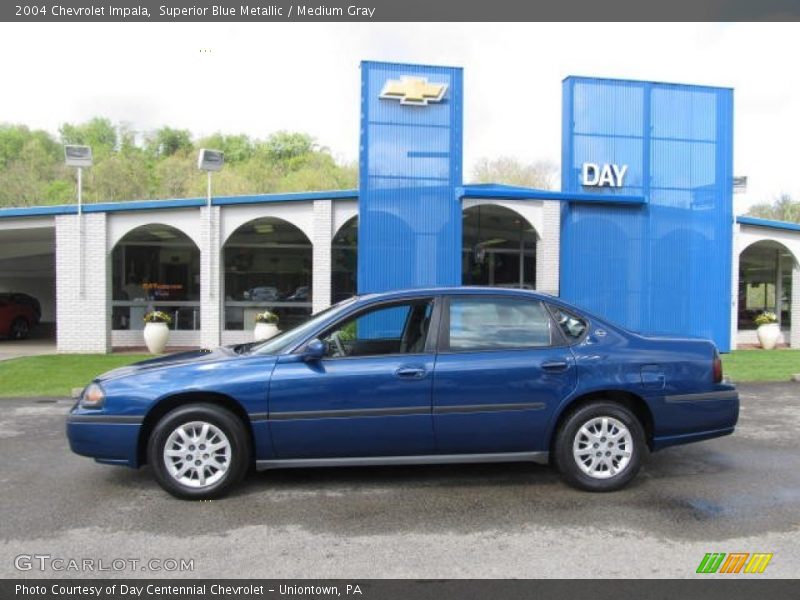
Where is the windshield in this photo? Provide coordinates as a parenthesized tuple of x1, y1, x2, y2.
(249, 297, 359, 355)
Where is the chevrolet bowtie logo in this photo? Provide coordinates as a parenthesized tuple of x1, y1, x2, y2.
(379, 76, 448, 106)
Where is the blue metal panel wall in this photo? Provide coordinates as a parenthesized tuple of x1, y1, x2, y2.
(561, 77, 734, 350)
(358, 61, 463, 294)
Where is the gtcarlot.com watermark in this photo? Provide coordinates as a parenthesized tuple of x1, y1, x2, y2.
(14, 553, 194, 573)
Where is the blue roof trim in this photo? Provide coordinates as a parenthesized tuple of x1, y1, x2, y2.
(213, 189, 358, 205)
(0, 205, 76, 218)
(737, 215, 800, 233)
(0, 184, 649, 219)
(83, 198, 206, 213)
(459, 183, 647, 205)
(0, 189, 360, 219)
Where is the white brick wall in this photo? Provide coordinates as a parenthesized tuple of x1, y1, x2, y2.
(199, 206, 222, 348)
(731, 223, 741, 349)
(536, 200, 561, 296)
(312, 199, 333, 314)
(792, 267, 800, 349)
(55, 213, 110, 353)
(49, 198, 570, 352)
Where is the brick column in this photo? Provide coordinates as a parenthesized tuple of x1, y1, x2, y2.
(792, 267, 800, 349)
(536, 200, 561, 296)
(199, 205, 222, 348)
(730, 223, 741, 350)
(55, 213, 110, 353)
(312, 200, 333, 314)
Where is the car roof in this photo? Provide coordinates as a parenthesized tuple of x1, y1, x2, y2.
(354, 286, 555, 302)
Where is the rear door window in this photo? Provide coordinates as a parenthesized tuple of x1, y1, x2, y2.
(447, 297, 553, 351)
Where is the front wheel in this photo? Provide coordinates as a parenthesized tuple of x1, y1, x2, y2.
(9, 317, 30, 340)
(554, 402, 646, 492)
(147, 403, 251, 499)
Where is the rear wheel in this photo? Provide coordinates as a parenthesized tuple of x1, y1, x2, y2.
(9, 317, 30, 340)
(554, 402, 646, 492)
(147, 403, 251, 500)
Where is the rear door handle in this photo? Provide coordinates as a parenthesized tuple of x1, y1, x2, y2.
(395, 366, 426, 379)
(541, 360, 569, 372)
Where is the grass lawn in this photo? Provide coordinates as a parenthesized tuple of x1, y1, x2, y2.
(0, 354, 151, 398)
(722, 349, 800, 383)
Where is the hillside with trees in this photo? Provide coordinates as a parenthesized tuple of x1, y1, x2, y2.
(747, 193, 800, 223)
(0, 118, 358, 207)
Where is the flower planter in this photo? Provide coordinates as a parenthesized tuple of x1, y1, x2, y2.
(143, 321, 170, 354)
(254, 322, 280, 341)
(756, 322, 781, 350)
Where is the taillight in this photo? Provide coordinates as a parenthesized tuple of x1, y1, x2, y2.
(712, 349, 723, 383)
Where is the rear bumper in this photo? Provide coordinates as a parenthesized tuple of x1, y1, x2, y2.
(651, 386, 739, 451)
(652, 426, 735, 451)
(66, 414, 142, 468)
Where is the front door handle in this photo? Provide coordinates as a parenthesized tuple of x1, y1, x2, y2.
(541, 360, 569, 372)
(395, 366, 426, 379)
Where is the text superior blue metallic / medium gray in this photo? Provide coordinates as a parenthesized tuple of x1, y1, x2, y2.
(67, 287, 738, 499)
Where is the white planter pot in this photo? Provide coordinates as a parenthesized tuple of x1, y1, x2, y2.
(254, 322, 280, 341)
(756, 322, 781, 350)
(143, 322, 170, 354)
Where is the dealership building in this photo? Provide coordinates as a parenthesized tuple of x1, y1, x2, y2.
(0, 60, 798, 354)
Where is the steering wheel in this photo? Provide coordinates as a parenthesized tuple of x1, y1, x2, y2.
(330, 331, 346, 357)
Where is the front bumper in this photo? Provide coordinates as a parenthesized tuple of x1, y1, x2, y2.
(66, 413, 143, 468)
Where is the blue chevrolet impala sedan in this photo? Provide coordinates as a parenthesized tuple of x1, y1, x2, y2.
(67, 287, 739, 499)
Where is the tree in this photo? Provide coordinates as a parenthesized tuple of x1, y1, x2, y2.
(261, 131, 315, 162)
(472, 156, 558, 190)
(0, 118, 358, 207)
(59, 118, 118, 160)
(748, 194, 800, 224)
(147, 127, 193, 157)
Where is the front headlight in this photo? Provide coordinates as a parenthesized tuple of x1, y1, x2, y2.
(80, 383, 106, 408)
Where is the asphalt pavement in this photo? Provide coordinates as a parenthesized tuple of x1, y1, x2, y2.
(0, 383, 798, 578)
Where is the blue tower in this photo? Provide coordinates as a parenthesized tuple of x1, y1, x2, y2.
(561, 77, 734, 350)
(358, 61, 464, 294)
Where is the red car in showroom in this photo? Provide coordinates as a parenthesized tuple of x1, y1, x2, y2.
(0, 293, 40, 339)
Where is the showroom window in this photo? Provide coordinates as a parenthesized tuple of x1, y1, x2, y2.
(447, 297, 552, 351)
(223, 217, 312, 331)
(462, 205, 537, 289)
(738, 240, 795, 331)
(332, 216, 357, 303)
(111, 224, 201, 331)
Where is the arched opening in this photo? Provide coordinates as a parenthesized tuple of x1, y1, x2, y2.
(738, 240, 796, 333)
(332, 216, 357, 303)
(462, 204, 537, 289)
(111, 224, 201, 331)
(223, 216, 312, 332)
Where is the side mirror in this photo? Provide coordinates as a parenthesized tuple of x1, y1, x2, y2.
(303, 338, 326, 361)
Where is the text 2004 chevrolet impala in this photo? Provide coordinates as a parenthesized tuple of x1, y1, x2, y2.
(67, 287, 739, 499)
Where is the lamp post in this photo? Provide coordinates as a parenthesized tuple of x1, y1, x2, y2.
(197, 149, 224, 300)
(64, 145, 93, 298)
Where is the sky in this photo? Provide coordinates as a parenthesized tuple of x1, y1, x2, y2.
(1, 22, 798, 213)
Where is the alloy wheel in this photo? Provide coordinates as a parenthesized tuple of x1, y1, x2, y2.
(572, 416, 633, 479)
(163, 421, 232, 488)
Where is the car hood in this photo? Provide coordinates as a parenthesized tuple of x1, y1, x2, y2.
(95, 346, 246, 382)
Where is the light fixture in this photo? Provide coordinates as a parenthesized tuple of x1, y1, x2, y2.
(65, 144, 93, 299)
(197, 148, 224, 171)
(65, 145, 93, 168)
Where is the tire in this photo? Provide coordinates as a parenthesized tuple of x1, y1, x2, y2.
(9, 317, 30, 340)
(147, 403, 252, 500)
(554, 401, 646, 492)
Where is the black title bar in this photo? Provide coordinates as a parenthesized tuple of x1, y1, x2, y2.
(3, 580, 798, 600)
(4, 0, 800, 22)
